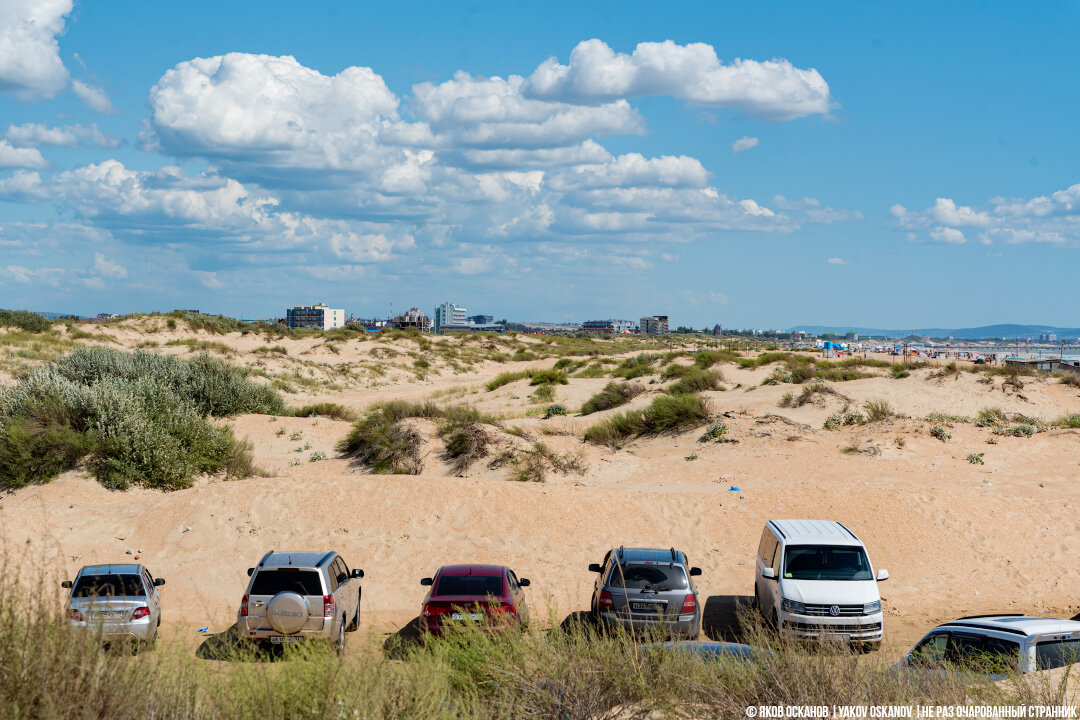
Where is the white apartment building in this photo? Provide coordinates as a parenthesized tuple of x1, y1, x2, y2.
(433, 302, 467, 332)
(286, 303, 345, 330)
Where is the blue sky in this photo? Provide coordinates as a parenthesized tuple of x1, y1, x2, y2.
(1, 1, 1078, 328)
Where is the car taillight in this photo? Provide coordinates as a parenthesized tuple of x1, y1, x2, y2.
(239, 594, 249, 617)
(598, 590, 614, 610)
(323, 594, 335, 618)
(67, 608, 83, 621)
(422, 603, 448, 617)
(489, 602, 515, 618)
(679, 593, 698, 614)
(131, 607, 150, 620)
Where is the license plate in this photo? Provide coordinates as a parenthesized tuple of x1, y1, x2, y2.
(631, 602, 663, 614)
(450, 612, 482, 621)
(269, 636, 303, 644)
(92, 611, 124, 620)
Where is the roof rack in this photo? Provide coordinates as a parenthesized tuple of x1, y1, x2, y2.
(257, 550, 274, 567)
(670, 547, 678, 562)
(317, 551, 335, 567)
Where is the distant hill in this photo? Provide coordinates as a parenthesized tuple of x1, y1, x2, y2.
(789, 324, 1080, 340)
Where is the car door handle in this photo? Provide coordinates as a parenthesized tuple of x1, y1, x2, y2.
(253, 601, 265, 607)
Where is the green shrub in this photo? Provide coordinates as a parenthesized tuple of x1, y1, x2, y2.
(531, 384, 555, 403)
(580, 381, 643, 416)
(1059, 373, 1080, 388)
(930, 426, 951, 442)
(0, 309, 51, 333)
(667, 368, 724, 395)
(778, 392, 794, 408)
(967, 453, 985, 465)
(291, 402, 358, 422)
(0, 348, 275, 491)
(584, 393, 709, 447)
(890, 364, 911, 379)
(975, 407, 1006, 427)
(693, 349, 738, 368)
(1053, 413, 1080, 429)
(824, 412, 865, 430)
(529, 369, 568, 386)
(863, 399, 895, 422)
(485, 370, 532, 391)
(543, 404, 567, 418)
(610, 354, 658, 380)
(698, 421, 728, 442)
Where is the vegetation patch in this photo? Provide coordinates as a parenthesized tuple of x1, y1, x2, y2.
(0, 347, 280, 490)
(667, 368, 724, 395)
(584, 394, 710, 447)
(930, 426, 951, 442)
(610, 354, 659, 380)
(863, 398, 896, 422)
(579, 381, 643, 415)
(490, 441, 585, 482)
(0, 309, 51, 333)
(290, 402, 358, 422)
(485, 370, 532, 391)
(823, 412, 866, 430)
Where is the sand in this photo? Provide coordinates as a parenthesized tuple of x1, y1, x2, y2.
(3, 327, 1080, 663)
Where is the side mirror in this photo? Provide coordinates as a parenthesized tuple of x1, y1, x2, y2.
(588, 563, 602, 573)
(247, 568, 254, 577)
(420, 577, 433, 586)
(689, 567, 702, 577)
(519, 578, 530, 587)
(876, 569, 889, 582)
(154, 578, 166, 587)
(905, 654, 915, 665)
(61, 580, 72, 589)
(351, 569, 364, 579)
(762, 568, 776, 580)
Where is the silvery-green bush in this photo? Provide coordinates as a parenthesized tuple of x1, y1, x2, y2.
(0, 348, 279, 491)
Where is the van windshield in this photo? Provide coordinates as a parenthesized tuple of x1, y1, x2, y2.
(783, 545, 872, 581)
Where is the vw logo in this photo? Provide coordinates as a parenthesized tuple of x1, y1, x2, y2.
(829, 605, 840, 616)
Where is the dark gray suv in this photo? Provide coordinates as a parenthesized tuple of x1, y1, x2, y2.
(588, 547, 702, 639)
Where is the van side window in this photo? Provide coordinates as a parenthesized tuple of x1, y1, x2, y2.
(758, 530, 778, 566)
(770, 541, 782, 574)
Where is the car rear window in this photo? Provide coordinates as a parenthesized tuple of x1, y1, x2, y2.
(249, 569, 323, 596)
(72, 574, 145, 598)
(1036, 639, 1080, 670)
(434, 574, 504, 597)
(608, 563, 688, 590)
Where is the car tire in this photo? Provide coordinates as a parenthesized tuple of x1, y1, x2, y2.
(335, 616, 346, 655)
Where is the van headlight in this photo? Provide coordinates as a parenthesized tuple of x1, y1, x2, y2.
(863, 600, 881, 614)
(781, 598, 806, 614)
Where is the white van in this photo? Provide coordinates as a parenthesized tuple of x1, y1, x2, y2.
(754, 519, 888, 648)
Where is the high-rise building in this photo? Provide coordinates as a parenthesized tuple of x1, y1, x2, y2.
(640, 315, 670, 335)
(391, 307, 433, 332)
(468, 314, 494, 325)
(433, 302, 468, 332)
(286, 303, 345, 330)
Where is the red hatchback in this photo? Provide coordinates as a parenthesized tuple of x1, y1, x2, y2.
(420, 564, 531, 635)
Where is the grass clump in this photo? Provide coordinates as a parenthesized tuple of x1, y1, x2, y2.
(485, 370, 532, 391)
(823, 412, 866, 430)
(0, 309, 51, 333)
(778, 391, 794, 408)
(863, 398, 896, 422)
(580, 381, 644, 415)
(1059, 373, 1080, 388)
(975, 407, 1007, 427)
(610, 354, 658, 380)
(531, 384, 555, 403)
(693, 348, 739, 368)
(584, 394, 709, 447)
(698, 421, 730, 443)
(291, 402, 358, 422)
(491, 441, 585, 482)
(667, 368, 724, 395)
(0, 347, 278, 490)
(1052, 413, 1080, 428)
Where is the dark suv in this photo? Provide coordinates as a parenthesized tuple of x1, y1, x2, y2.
(588, 547, 702, 639)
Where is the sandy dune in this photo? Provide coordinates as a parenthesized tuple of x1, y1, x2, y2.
(3, 327, 1080, 662)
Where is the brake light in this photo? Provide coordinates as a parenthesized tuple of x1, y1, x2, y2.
(489, 601, 515, 618)
(67, 608, 83, 621)
(323, 594, 335, 618)
(239, 594, 249, 617)
(422, 603, 449, 617)
(131, 607, 150, 620)
(598, 590, 614, 610)
(679, 593, 698, 614)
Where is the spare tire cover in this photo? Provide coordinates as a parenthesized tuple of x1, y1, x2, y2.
(267, 592, 308, 634)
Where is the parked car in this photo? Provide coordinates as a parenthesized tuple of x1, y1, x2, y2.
(643, 640, 760, 662)
(898, 615, 1080, 678)
(61, 563, 165, 648)
(588, 547, 702, 639)
(237, 550, 363, 653)
(419, 564, 530, 635)
(754, 519, 888, 649)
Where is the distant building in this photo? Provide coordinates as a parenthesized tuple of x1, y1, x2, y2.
(1040, 333, 1058, 343)
(286, 303, 345, 330)
(391, 307, 433, 332)
(433, 302, 467, 333)
(845, 332, 859, 341)
(438, 322, 504, 334)
(640, 315, 670, 335)
(351, 317, 387, 331)
(582, 319, 635, 334)
(468, 314, 494, 325)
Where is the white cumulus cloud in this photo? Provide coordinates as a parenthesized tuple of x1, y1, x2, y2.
(526, 39, 833, 121)
(0, 0, 71, 99)
(731, 136, 759, 153)
(5, 122, 122, 148)
(72, 80, 120, 114)
(0, 139, 47, 168)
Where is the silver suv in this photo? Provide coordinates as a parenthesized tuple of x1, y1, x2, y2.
(61, 563, 165, 647)
(237, 550, 364, 652)
(589, 547, 702, 639)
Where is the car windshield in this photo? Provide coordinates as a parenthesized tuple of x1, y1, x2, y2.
(1036, 639, 1080, 670)
(783, 545, 873, 581)
(249, 569, 323, 596)
(608, 563, 688, 590)
(434, 574, 504, 597)
(72, 574, 145, 598)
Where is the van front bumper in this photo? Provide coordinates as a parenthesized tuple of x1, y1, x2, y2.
(779, 611, 883, 642)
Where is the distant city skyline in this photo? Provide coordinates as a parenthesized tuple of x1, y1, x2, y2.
(2, 2, 1080, 327)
